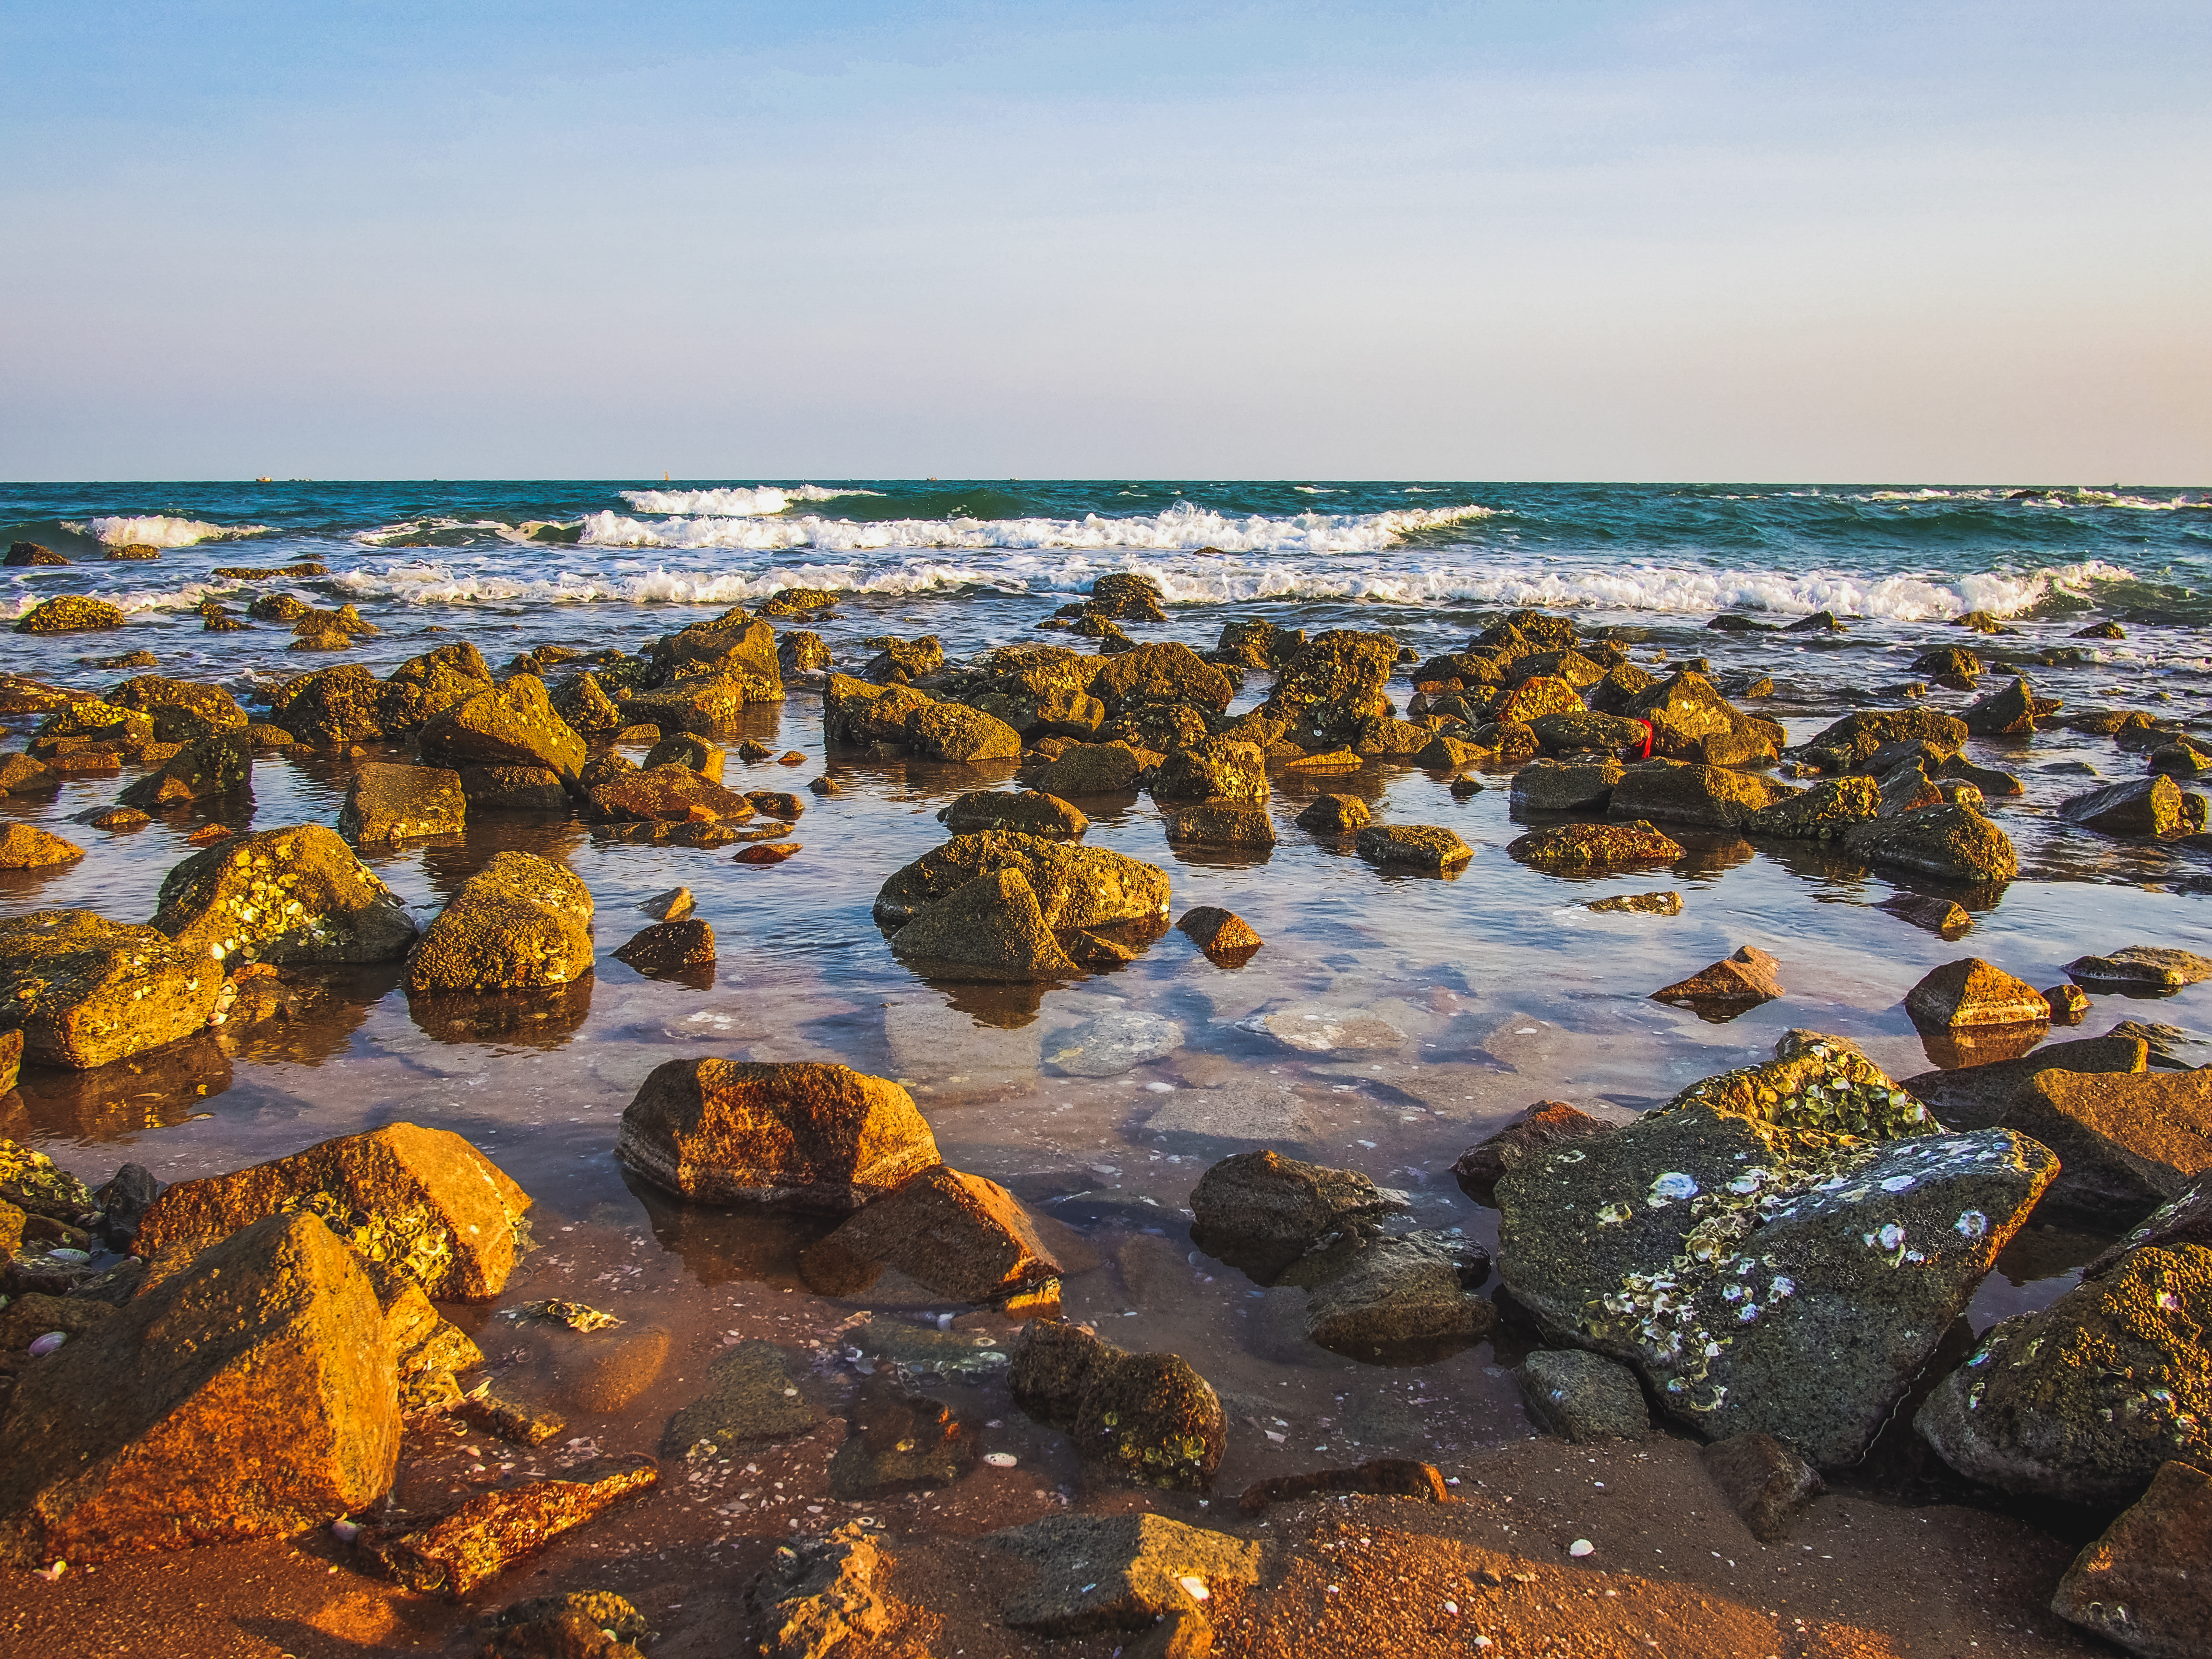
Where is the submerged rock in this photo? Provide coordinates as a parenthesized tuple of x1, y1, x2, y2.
(0, 910, 225, 1069)
(152, 823, 419, 969)
(480, 1592, 649, 1659)
(1238, 1457, 1449, 1516)
(661, 1339, 824, 1456)
(799, 1164, 1062, 1305)
(2051, 1459, 2212, 1659)
(616, 1059, 940, 1212)
(986, 1511, 1261, 1636)
(1190, 1149, 1409, 1283)
(1007, 1322, 1226, 1492)
(827, 1379, 979, 1499)
(1303, 1230, 1495, 1359)
(365, 1454, 658, 1595)
(406, 851, 594, 992)
(1049, 1010, 1183, 1076)
(338, 762, 466, 844)
(1586, 890, 1682, 914)
(1516, 1349, 1650, 1443)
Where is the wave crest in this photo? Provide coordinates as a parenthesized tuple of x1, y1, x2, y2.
(616, 485, 884, 517)
(78, 515, 271, 547)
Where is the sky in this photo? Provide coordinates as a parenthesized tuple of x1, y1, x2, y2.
(2, 1, 2207, 482)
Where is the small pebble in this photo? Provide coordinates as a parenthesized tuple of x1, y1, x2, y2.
(984, 1452, 1018, 1468)
(1569, 1538, 1595, 1557)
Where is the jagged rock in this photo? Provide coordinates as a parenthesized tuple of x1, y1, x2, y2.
(0, 910, 224, 1068)
(612, 918, 714, 976)
(1353, 823, 1469, 871)
(906, 700, 1022, 762)
(1745, 777, 1880, 839)
(1623, 671, 1776, 764)
(888, 868, 1082, 981)
(2067, 945, 2212, 994)
(2062, 775, 2184, 837)
(1912, 647, 1984, 678)
(1176, 906, 1261, 963)
(1082, 572, 1170, 622)
(756, 1522, 894, 1659)
(1608, 759, 1792, 829)
(406, 853, 592, 992)
(1293, 793, 1370, 833)
(1528, 710, 1646, 754)
(1702, 1433, 1824, 1543)
(1517, 1349, 1650, 1442)
(15, 596, 124, 634)
(776, 630, 830, 675)
(617, 1059, 939, 1212)
(0, 1213, 397, 1563)
(1152, 738, 1267, 807)
(1899, 1034, 2150, 1131)
(420, 676, 585, 785)
(1214, 618, 1302, 669)
(1587, 890, 1682, 914)
(988, 1512, 1261, 1636)
(339, 763, 466, 844)
(375, 643, 493, 732)
(271, 664, 387, 746)
(365, 1455, 657, 1595)
(822, 675, 932, 747)
(137, 1121, 530, 1301)
(1090, 641, 1234, 717)
(826, 1379, 979, 1501)
(1454, 1103, 1615, 1204)
(1262, 630, 1395, 726)
(1492, 675, 1583, 727)
(118, 731, 253, 809)
(2051, 1459, 2212, 1659)
(457, 1384, 566, 1447)
(1841, 802, 2018, 883)
(1303, 1231, 1495, 1359)
(942, 789, 1087, 838)
(1497, 1037, 2058, 1464)
(1962, 675, 2047, 736)
(30, 697, 151, 759)
(1917, 1244, 2212, 1505)
(1190, 1150, 1408, 1283)
(1651, 946, 1784, 1019)
(800, 1164, 1060, 1303)
(874, 831, 1169, 930)
(0, 824, 84, 868)
(1507, 820, 1682, 869)
(1904, 958, 2050, 1030)
(2002, 1069, 2212, 1218)
(1007, 1323, 1226, 1492)
(661, 1340, 823, 1456)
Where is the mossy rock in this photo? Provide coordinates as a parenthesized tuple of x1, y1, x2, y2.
(15, 596, 124, 634)
(1507, 819, 1683, 870)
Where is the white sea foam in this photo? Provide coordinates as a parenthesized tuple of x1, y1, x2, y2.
(616, 485, 883, 517)
(77, 515, 271, 546)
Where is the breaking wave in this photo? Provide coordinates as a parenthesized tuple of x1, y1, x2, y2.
(616, 485, 884, 516)
(77, 515, 271, 546)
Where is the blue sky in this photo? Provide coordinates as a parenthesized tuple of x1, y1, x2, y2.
(3, 1, 2206, 480)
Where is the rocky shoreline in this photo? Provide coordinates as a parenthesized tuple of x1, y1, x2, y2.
(0, 571, 2206, 1657)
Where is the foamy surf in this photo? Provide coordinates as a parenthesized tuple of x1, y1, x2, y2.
(76, 515, 271, 546)
(616, 485, 884, 516)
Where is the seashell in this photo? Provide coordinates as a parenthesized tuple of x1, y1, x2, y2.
(984, 1452, 1018, 1468)
(27, 1332, 66, 1357)
(330, 1518, 361, 1544)
(44, 1249, 91, 1266)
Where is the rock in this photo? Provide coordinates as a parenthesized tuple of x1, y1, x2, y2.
(826, 1378, 979, 1500)
(365, 1454, 657, 1595)
(1744, 776, 1880, 839)
(1516, 1349, 1650, 1442)
(1143, 1084, 1321, 1155)
(1608, 759, 1791, 829)
(875, 831, 1170, 930)
(2051, 1458, 2212, 1659)
(1082, 572, 1170, 622)
(5, 542, 67, 566)
(271, 665, 387, 746)
(0, 1212, 397, 1563)
(1353, 823, 1470, 871)
(1303, 1231, 1495, 1359)
(1262, 631, 1395, 729)
(2067, 946, 2212, 995)
(1161, 799, 1275, 848)
(1879, 894, 1972, 936)
(0, 910, 224, 1068)
(1651, 946, 1784, 1019)
(733, 841, 801, 864)
(456, 764, 570, 815)
(1899, 1034, 2151, 1132)
(2001, 1069, 2212, 1219)
(1904, 958, 2051, 1031)
(548, 672, 624, 736)
(987, 1511, 1261, 1634)
(1507, 820, 1683, 869)
(137, 1121, 530, 1300)
(2045, 983, 2092, 1023)
(1496, 1038, 2059, 1465)
(943, 789, 1087, 838)
(801, 1164, 1060, 1304)
(1586, 890, 1682, 914)
(2062, 776, 2184, 837)
(0, 752, 54, 793)
(1006, 1323, 1226, 1492)
(756, 1522, 893, 1659)
(1175, 906, 1261, 963)
(1293, 793, 1370, 833)
(1035, 741, 1143, 796)
(105, 675, 247, 735)
(618, 1059, 939, 1211)
(406, 852, 593, 992)
(888, 868, 1082, 982)
(0, 824, 84, 869)
(14, 596, 124, 634)
(661, 1339, 823, 1456)
(642, 731, 725, 779)
(1152, 738, 1266, 807)
(908, 701, 1023, 762)
(480, 1592, 649, 1659)
(1237, 1457, 1448, 1517)
(776, 630, 830, 675)
(861, 634, 944, 684)
(1962, 676, 2046, 736)
(611, 918, 714, 976)
(456, 1384, 567, 1447)
(1048, 1011, 1183, 1077)
(93, 1163, 160, 1248)
(1415, 733, 1488, 769)
(1453, 1103, 1615, 1204)
(1841, 803, 2018, 884)
(117, 730, 254, 810)
(338, 762, 466, 844)
(155, 821, 419, 970)
(587, 763, 755, 824)
(30, 697, 151, 759)
(1701, 1433, 1825, 1543)
(1092, 642, 1235, 717)
(1527, 710, 1645, 754)
(1510, 755, 1623, 814)
(1917, 1244, 2211, 1505)
(420, 677, 586, 785)
(1911, 647, 1984, 678)
(1190, 1150, 1409, 1283)
(1249, 1002, 1407, 1058)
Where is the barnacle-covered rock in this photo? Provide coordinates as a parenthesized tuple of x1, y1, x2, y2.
(1496, 1037, 2057, 1465)
(874, 831, 1169, 930)
(0, 910, 225, 1069)
(152, 823, 419, 969)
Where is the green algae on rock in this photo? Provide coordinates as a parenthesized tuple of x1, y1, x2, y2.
(0, 910, 226, 1069)
(887, 866, 1084, 981)
(153, 822, 418, 969)
(119, 730, 253, 809)
(1354, 822, 1471, 871)
(13, 595, 124, 634)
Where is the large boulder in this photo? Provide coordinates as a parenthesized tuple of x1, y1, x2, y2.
(118, 731, 253, 809)
(799, 1165, 1062, 1305)
(377, 642, 493, 733)
(419, 676, 585, 786)
(1743, 777, 1880, 839)
(406, 852, 593, 992)
(2061, 776, 2184, 837)
(1090, 641, 1234, 716)
(0, 1212, 397, 1563)
(1792, 709, 1969, 771)
(1961, 675, 2049, 736)
(0, 911, 224, 1069)
(1497, 1036, 2057, 1465)
(886, 868, 1082, 982)
(822, 674, 933, 747)
(31, 697, 151, 759)
(105, 675, 247, 736)
(2002, 1069, 2212, 1219)
(152, 823, 418, 970)
(1264, 629, 1395, 725)
(1917, 1244, 2212, 1505)
(2051, 1460, 2212, 1657)
(874, 831, 1170, 930)
(1510, 756, 1623, 814)
(549, 671, 623, 735)
(1151, 738, 1267, 806)
(642, 609, 783, 693)
(1900, 1034, 2150, 1131)
(135, 1122, 532, 1302)
(1608, 759, 1793, 829)
(271, 664, 386, 746)
(1840, 803, 2018, 883)
(616, 1059, 940, 1212)
(1035, 741, 1144, 796)
(1624, 672, 1777, 765)
(338, 763, 466, 844)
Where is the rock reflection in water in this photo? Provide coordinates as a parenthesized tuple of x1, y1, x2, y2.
(625, 1167, 835, 1289)
(407, 976, 596, 1050)
(3, 1031, 234, 1142)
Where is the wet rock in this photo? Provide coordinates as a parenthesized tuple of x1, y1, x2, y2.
(776, 630, 830, 675)
(1912, 646, 1984, 679)
(272, 664, 388, 745)
(421, 676, 587, 786)
(31, 697, 151, 759)
(1091, 641, 1235, 718)
(1303, 1230, 1495, 1359)
(1249, 1002, 1407, 1057)
(93, 1162, 160, 1248)
(105, 675, 246, 736)
(889, 867, 1083, 981)
(0, 752, 54, 793)
(137, 1121, 532, 1300)
(587, 763, 755, 824)
(1152, 738, 1267, 807)
(373, 642, 494, 732)
(1035, 740, 1144, 796)
(1527, 710, 1645, 754)
(1496, 1037, 2059, 1465)
(0, 910, 225, 1068)
(617, 1058, 940, 1212)
(1791, 709, 1968, 771)
(1190, 1149, 1409, 1283)
(1916, 1244, 2212, 1505)
(1623, 671, 1777, 764)
(642, 731, 724, 779)
(943, 789, 1088, 838)
(1744, 776, 1880, 839)
(1007, 1323, 1226, 1492)
(862, 634, 945, 684)
(1175, 906, 1261, 963)
(365, 1454, 658, 1596)
(1143, 1084, 1322, 1155)
(1506, 820, 1683, 870)
(1904, 958, 2051, 1030)
(1586, 890, 1681, 914)
(14, 596, 124, 634)
(661, 1339, 823, 1455)
(1517, 1349, 1650, 1442)
(828, 1379, 979, 1499)
(456, 1382, 566, 1447)
(1415, 733, 1488, 769)
(407, 852, 594, 991)
(2061, 775, 2184, 836)
(1262, 630, 1395, 728)
(1162, 799, 1275, 848)
(2066, 945, 2212, 995)
(0, 824, 84, 868)
(1509, 756, 1623, 814)
(1879, 894, 1972, 937)
(119, 731, 254, 810)
(1293, 793, 1370, 833)
(1350, 715, 1433, 757)
(1353, 823, 1470, 871)
(2045, 982, 2092, 1023)
(1453, 1103, 1615, 1205)
(611, 918, 714, 976)
(1840, 802, 2018, 883)
(548, 671, 624, 736)
(754, 1521, 893, 1659)
(1701, 1432, 1824, 1543)
(1651, 945, 1784, 1019)
(1962, 675, 2047, 736)
(479, 1591, 649, 1659)
(1899, 1034, 2150, 1131)
(800, 1164, 1061, 1304)
(1491, 675, 1582, 727)
(1048, 1010, 1183, 1077)
(563, 1326, 672, 1413)
(2051, 1458, 2212, 1659)
(874, 831, 1171, 930)
(457, 764, 572, 815)
(733, 841, 801, 864)
(987, 1512, 1261, 1635)
(0, 1290, 113, 1352)
(1608, 759, 1792, 829)
(823, 674, 933, 747)
(908, 700, 1023, 762)
(0, 1212, 397, 1563)
(4, 542, 68, 566)
(339, 762, 467, 844)
(2002, 1068, 2212, 1219)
